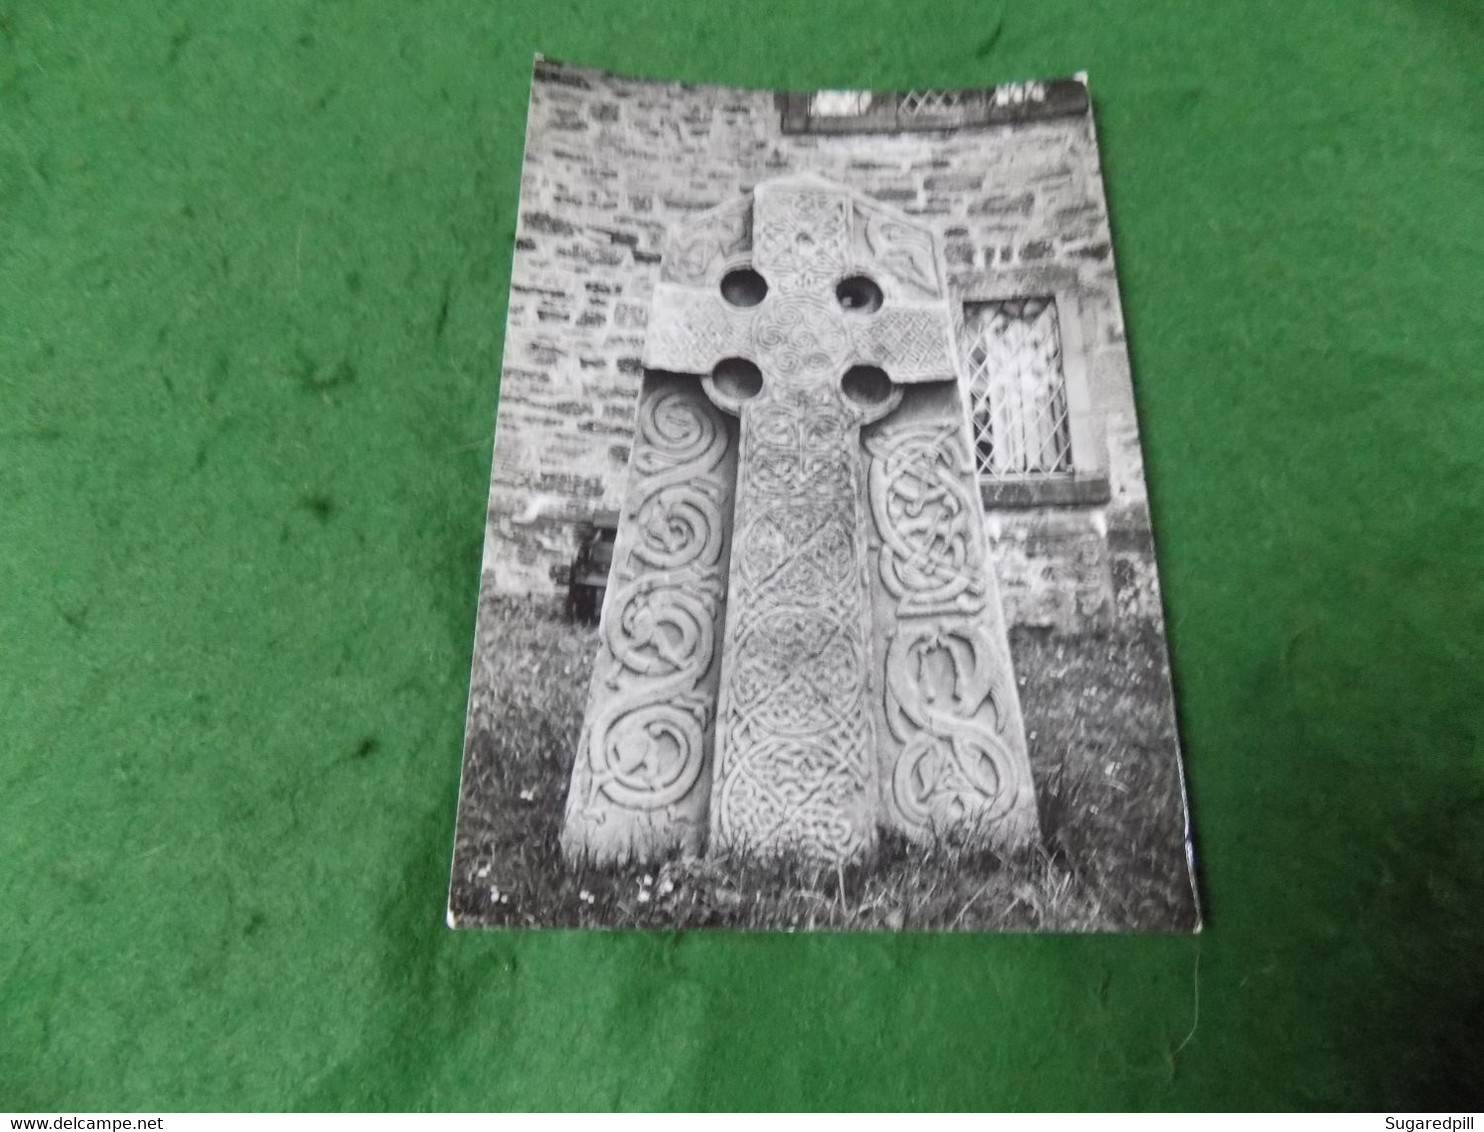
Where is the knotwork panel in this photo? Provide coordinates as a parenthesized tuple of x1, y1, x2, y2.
(709, 387, 877, 863)
(852, 200, 943, 300)
(753, 189, 849, 289)
(660, 196, 753, 287)
(863, 385, 1041, 848)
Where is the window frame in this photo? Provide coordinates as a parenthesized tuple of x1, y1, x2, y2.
(953, 270, 1111, 508)
(776, 80, 1091, 135)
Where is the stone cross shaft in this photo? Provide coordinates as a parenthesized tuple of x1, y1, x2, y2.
(561, 174, 1041, 866)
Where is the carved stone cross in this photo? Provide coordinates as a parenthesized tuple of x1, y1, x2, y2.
(562, 174, 1040, 865)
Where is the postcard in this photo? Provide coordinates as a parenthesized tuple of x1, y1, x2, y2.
(447, 60, 1199, 931)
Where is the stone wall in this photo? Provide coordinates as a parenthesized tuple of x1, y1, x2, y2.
(485, 60, 1163, 633)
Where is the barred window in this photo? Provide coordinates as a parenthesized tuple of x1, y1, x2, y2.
(896, 88, 978, 123)
(963, 297, 1073, 479)
(776, 80, 1089, 135)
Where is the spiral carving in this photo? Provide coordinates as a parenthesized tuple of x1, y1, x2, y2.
(589, 697, 710, 810)
(634, 386, 726, 475)
(563, 376, 735, 862)
(632, 483, 726, 572)
(750, 294, 849, 386)
(583, 388, 727, 809)
(603, 579, 717, 680)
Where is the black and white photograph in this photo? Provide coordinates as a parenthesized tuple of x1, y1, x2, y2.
(447, 59, 1199, 932)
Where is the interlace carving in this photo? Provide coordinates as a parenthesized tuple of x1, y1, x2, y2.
(711, 387, 875, 861)
(753, 190, 849, 289)
(866, 420, 1034, 840)
(661, 196, 754, 286)
(855, 203, 941, 299)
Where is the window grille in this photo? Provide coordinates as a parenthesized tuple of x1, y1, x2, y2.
(897, 89, 972, 117)
(963, 297, 1073, 479)
(777, 80, 1089, 135)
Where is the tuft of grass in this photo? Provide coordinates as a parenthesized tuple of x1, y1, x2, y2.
(448, 596, 1197, 932)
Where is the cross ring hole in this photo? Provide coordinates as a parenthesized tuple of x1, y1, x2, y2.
(720, 268, 768, 308)
(712, 357, 764, 403)
(841, 365, 892, 409)
(835, 275, 884, 314)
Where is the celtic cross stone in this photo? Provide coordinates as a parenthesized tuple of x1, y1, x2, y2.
(561, 174, 1040, 865)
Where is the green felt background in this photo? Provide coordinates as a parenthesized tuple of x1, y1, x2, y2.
(3, 0, 1482, 1112)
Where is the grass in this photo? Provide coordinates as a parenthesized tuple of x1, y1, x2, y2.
(448, 594, 1198, 932)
